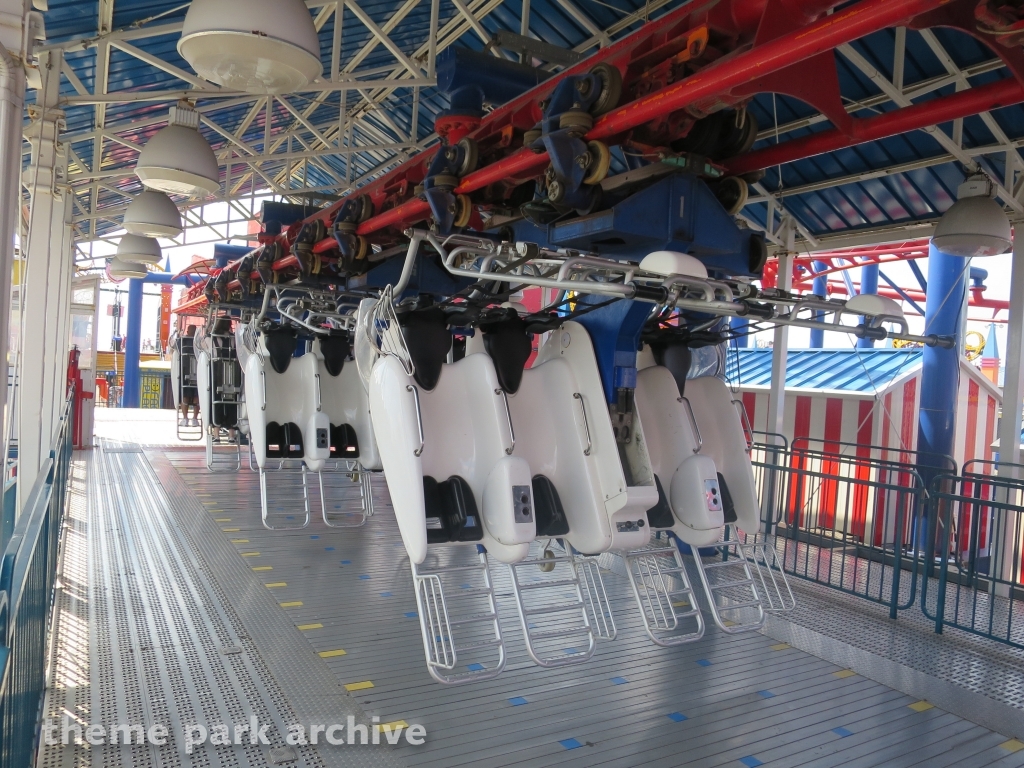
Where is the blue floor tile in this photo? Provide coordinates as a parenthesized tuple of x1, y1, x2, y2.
(739, 757, 763, 767)
(758, 690, 775, 698)
(559, 738, 582, 750)
(833, 727, 853, 737)
(667, 712, 687, 722)
(697, 659, 712, 667)
(610, 677, 628, 685)
(509, 697, 528, 706)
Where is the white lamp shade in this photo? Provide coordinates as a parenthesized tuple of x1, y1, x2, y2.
(135, 124, 220, 197)
(846, 293, 905, 320)
(933, 195, 1011, 258)
(123, 190, 183, 238)
(639, 250, 709, 278)
(117, 234, 163, 265)
(107, 256, 149, 279)
(178, 0, 322, 94)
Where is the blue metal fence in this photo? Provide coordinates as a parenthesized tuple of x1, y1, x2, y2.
(0, 393, 74, 768)
(752, 440, 1024, 649)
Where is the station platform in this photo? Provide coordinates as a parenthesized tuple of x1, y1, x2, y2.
(38, 411, 1024, 768)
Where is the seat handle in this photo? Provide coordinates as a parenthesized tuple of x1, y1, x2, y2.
(573, 392, 592, 456)
(260, 370, 267, 412)
(495, 388, 515, 455)
(732, 399, 753, 452)
(408, 384, 424, 457)
(677, 396, 701, 453)
(314, 373, 322, 412)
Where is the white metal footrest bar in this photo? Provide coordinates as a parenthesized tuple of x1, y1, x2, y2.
(176, 418, 203, 442)
(623, 543, 704, 646)
(743, 534, 795, 613)
(507, 544, 607, 668)
(689, 532, 766, 633)
(317, 460, 372, 528)
(574, 554, 616, 641)
(259, 462, 312, 530)
(205, 429, 242, 472)
(411, 546, 505, 685)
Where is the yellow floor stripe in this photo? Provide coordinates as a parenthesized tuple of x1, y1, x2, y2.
(265, 582, 287, 588)
(833, 669, 856, 678)
(279, 601, 303, 608)
(252, 566, 273, 571)
(297, 623, 323, 630)
(344, 680, 373, 691)
(222, 527, 240, 532)
(241, 552, 260, 557)
(672, 600, 690, 608)
(214, 518, 231, 522)
(230, 539, 249, 544)
(379, 721, 408, 731)
(722, 620, 736, 627)
(770, 643, 790, 651)
(318, 648, 347, 658)
(908, 701, 934, 712)
(1000, 739, 1024, 753)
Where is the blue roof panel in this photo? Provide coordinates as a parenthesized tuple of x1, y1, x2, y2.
(725, 348, 923, 393)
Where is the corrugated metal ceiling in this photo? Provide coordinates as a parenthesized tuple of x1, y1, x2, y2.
(34, 0, 1024, 246)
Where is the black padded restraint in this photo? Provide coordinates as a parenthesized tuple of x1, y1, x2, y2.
(264, 327, 298, 374)
(646, 475, 675, 528)
(480, 313, 533, 394)
(657, 342, 692, 398)
(400, 307, 451, 391)
(532, 476, 570, 537)
(717, 473, 737, 524)
(319, 334, 351, 377)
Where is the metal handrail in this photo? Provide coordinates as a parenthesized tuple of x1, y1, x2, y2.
(0, 390, 75, 768)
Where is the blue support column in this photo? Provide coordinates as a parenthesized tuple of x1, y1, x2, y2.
(857, 263, 879, 348)
(122, 277, 143, 408)
(809, 260, 829, 348)
(915, 243, 967, 553)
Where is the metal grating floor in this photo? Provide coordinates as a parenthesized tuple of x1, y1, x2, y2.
(40, 429, 1024, 767)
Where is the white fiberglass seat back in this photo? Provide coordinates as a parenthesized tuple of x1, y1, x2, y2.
(683, 376, 761, 535)
(368, 308, 535, 566)
(634, 364, 727, 547)
(506, 320, 657, 556)
(634, 346, 789, 631)
(312, 335, 380, 471)
(243, 327, 329, 528)
(309, 335, 380, 527)
(367, 304, 534, 684)
(172, 332, 202, 441)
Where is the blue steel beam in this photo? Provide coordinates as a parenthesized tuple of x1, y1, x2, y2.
(915, 242, 967, 555)
(857, 263, 879, 348)
(810, 260, 829, 348)
(121, 277, 144, 408)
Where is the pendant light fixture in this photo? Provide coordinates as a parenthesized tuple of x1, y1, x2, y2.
(178, 0, 323, 94)
(107, 256, 149, 280)
(116, 234, 163, 265)
(135, 101, 220, 198)
(123, 190, 183, 238)
(932, 173, 1012, 258)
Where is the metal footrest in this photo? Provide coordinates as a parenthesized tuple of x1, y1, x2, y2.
(259, 462, 311, 530)
(411, 546, 505, 685)
(689, 530, 766, 633)
(176, 418, 203, 442)
(206, 429, 241, 472)
(315, 460, 375, 528)
(623, 542, 704, 646)
(742, 534, 796, 613)
(507, 543, 613, 668)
